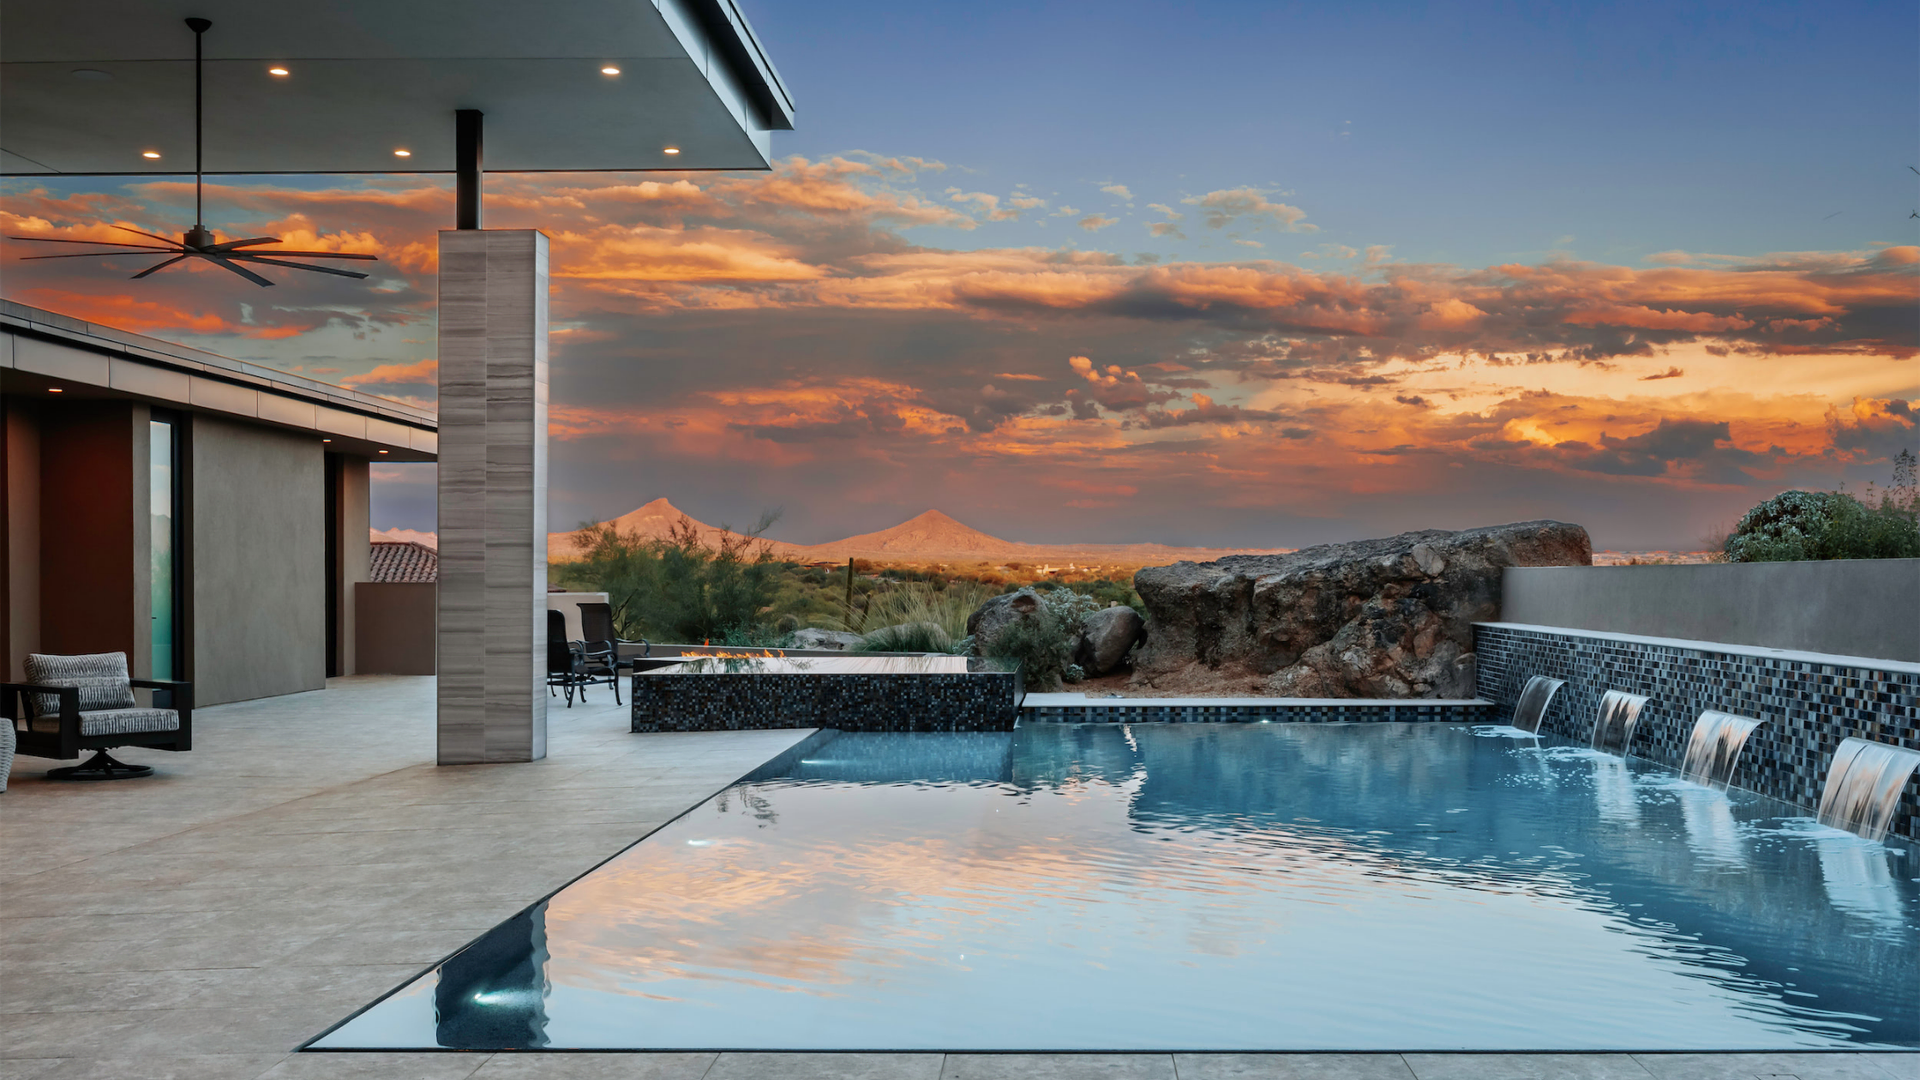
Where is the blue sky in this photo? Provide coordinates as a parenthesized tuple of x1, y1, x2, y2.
(753, 0, 1917, 266)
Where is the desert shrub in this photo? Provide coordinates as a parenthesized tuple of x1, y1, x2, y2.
(1724, 484, 1919, 562)
(858, 622, 953, 653)
(981, 588, 1103, 691)
(556, 512, 785, 642)
(836, 580, 995, 653)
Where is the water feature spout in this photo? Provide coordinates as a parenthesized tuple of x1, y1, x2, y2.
(1510, 675, 1566, 734)
(1681, 711, 1766, 789)
(1589, 690, 1650, 757)
(1815, 737, 1920, 842)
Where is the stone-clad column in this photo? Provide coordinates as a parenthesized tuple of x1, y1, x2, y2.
(437, 230, 549, 764)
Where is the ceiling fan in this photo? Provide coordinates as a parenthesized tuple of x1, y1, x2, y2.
(8, 18, 378, 288)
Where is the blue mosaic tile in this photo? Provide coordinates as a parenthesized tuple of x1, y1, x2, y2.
(1475, 624, 1920, 841)
(630, 670, 1023, 732)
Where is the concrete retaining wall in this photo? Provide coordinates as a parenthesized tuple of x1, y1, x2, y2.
(1502, 560, 1920, 663)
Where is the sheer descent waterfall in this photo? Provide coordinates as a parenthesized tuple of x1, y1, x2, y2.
(1681, 711, 1766, 789)
(1816, 737, 1920, 842)
(1510, 676, 1566, 734)
(1589, 690, 1650, 757)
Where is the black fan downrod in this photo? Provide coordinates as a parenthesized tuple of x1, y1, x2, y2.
(8, 18, 380, 288)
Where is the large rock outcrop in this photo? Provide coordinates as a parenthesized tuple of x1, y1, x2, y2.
(966, 588, 1043, 653)
(1075, 605, 1146, 676)
(1130, 520, 1591, 698)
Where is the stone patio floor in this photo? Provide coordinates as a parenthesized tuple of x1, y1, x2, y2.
(1, 676, 1913, 1080)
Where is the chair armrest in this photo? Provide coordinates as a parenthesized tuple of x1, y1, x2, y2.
(0, 682, 78, 725)
(130, 679, 193, 711)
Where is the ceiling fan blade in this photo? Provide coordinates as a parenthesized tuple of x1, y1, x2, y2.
(20, 250, 184, 260)
(207, 256, 275, 287)
(205, 237, 282, 252)
(112, 225, 188, 245)
(130, 255, 191, 279)
(8, 236, 183, 251)
(231, 255, 371, 279)
(243, 249, 379, 260)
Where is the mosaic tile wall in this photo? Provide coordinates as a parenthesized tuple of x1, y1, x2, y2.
(1021, 700, 1492, 724)
(1475, 623, 1920, 841)
(630, 671, 1022, 733)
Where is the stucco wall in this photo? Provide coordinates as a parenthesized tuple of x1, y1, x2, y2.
(355, 582, 436, 675)
(190, 416, 325, 705)
(1501, 560, 1920, 663)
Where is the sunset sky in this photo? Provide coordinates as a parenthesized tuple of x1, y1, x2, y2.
(4, 0, 1916, 550)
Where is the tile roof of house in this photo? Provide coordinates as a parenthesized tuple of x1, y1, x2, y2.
(370, 541, 438, 583)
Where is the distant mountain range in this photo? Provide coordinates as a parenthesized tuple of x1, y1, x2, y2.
(377, 514, 1716, 568)
(545, 498, 1290, 567)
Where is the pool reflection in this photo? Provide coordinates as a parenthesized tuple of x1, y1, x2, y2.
(316, 724, 1919, 1052)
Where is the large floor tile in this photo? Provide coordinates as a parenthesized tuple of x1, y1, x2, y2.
(1401, 1055, 1656, 1080)
(32, 1054, 288, 1080)
(941, 1054, 1177, 1080)
(0, 676, 807, 1071)
(256, 1052, 492, 1079)
(0, 1011, 155, 1059)
(470, 1052, 719, 1078)
(1175, 1054, 1418, 1079)
(1632, 1053, 1919, 1079)
(710, 1051, 946, 1080)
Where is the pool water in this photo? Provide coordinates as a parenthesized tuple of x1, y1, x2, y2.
(314, 724, 1919, 1051)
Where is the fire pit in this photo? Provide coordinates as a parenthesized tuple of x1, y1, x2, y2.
(629, 652, 1022, 733)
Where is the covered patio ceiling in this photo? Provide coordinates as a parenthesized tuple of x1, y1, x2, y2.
(0, 0, 793, 176)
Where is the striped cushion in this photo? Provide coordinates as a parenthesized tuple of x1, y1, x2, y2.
(24, 652, 136, 718)
(77, 708, 179, 737)
(26, 708, 179, 736)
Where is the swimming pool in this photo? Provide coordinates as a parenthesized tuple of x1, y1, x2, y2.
(313, 723, 1919, 1051)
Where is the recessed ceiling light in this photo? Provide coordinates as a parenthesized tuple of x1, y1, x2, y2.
(601, 65, 621, 75)
(268, 66, 289, 76)
(377, 449, 389, 454)
(71, 69, 112, 81)
(322, 438, 332, 443)
(393, 149, 411, 157)
(663, 147, 681, 155)
(142, 151, 161, 159)
(48, 387, 64, 393)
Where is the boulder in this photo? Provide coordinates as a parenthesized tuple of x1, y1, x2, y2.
(790, 628, 864, 651)
(1130, 520, 1590, 698)
(1074, 605, 1146, 676)
(965, 588, 1043, 654)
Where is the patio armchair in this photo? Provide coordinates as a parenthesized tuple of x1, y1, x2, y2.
(2, 652, 192, 780)
(576, 601, 623, 706)
(546, 609, 590, 707)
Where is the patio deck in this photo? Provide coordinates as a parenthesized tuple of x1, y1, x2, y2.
(1, 676, 1912, 1080)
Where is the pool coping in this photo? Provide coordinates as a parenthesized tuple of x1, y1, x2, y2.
(1476, 621, 1920, 676)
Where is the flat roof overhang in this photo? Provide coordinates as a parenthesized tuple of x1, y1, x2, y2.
(0, 0, 793, 176)
(1, 300, 438, 462)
